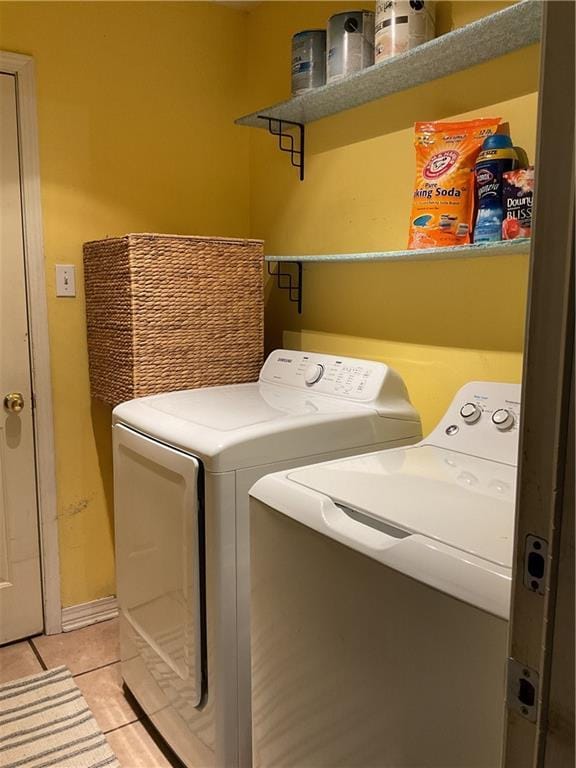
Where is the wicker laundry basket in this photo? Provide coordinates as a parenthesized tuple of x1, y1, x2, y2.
(83, 233, 264, 406)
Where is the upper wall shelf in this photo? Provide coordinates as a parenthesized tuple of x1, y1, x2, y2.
(236, 1, 542, 129)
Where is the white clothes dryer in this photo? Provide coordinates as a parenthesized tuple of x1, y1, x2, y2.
(249, 381, 521, 768)
(112, 349, 421, 768)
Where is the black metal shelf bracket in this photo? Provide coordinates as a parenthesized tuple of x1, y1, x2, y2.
(267, 261, 303, 314)
(258, 116, 305, 181)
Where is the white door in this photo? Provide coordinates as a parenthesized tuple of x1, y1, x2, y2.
(0, 71, 43, 643)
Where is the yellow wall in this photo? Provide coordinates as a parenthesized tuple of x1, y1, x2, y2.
(0, 1, 250, 607)
(246, 1, 539, 433)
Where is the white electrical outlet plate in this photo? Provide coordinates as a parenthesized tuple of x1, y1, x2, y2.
(56, 265, 76, 297)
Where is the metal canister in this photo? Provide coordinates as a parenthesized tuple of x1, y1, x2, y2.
(291, 29, 327, 95)
(327, 10, 375, 83)
(375, 1, 436, 63)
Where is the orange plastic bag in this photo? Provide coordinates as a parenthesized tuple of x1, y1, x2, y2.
(407, 118, 501, 249)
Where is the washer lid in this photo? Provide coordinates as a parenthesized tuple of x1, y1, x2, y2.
(112, 383, 420, 472)
(288, 445, 517, 568)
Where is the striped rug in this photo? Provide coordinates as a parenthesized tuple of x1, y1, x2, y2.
(0, 665, 120, 768)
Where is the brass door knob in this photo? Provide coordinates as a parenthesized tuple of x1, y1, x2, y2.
(4, 392, 24, 413)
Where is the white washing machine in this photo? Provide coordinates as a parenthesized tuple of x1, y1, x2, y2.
(249, 381, 521, 768)
(112, 349, 421, 768)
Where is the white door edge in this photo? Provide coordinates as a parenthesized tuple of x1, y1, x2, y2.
(0, 50, 61, 635)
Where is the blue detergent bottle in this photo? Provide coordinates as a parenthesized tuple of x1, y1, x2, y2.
(473, 134, 518, 243)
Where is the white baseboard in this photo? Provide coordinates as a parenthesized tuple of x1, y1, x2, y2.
(61, 596, 118, 633)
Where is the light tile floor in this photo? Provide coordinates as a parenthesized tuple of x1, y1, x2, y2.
(0, 618, 182, 768)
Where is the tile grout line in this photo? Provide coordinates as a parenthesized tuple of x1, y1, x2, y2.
(73, 659, 121, 679)
(28, 639, 47, 671)
(102, 716, 141, 736)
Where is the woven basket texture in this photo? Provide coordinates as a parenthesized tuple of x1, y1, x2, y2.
(83, 233, 264, 406)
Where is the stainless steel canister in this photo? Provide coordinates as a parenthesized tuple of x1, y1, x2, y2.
(327, 10, 375, 83)
(375, 1, 436, 63)
(291, 29, 327, 95)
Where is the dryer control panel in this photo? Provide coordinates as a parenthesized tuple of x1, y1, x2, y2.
(260, 350, 388, 400)
(259, 349, 420, 422)
(427, 381, 521, 466)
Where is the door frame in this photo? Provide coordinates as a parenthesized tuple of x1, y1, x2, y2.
(0, 51, 61, 635)
(503, 1, 574, 764)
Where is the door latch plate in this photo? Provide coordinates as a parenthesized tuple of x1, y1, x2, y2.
(507, 658, 539, 722)
(523, 534, 548, 594)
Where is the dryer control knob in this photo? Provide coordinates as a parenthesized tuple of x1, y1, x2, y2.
(492, 408, 515, 431)
(305, 364, 325, 386)
(460, 402, 482, 424)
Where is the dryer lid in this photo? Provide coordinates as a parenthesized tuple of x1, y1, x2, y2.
(287, 445, 517, 568)
(112, 349, 421, 472)
(133, 383, 367, 430)
(112, 383, 420, 472)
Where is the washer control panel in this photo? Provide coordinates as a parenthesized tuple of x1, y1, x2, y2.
(428, 381, 521, 466)
(260, 349, 389, 401)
